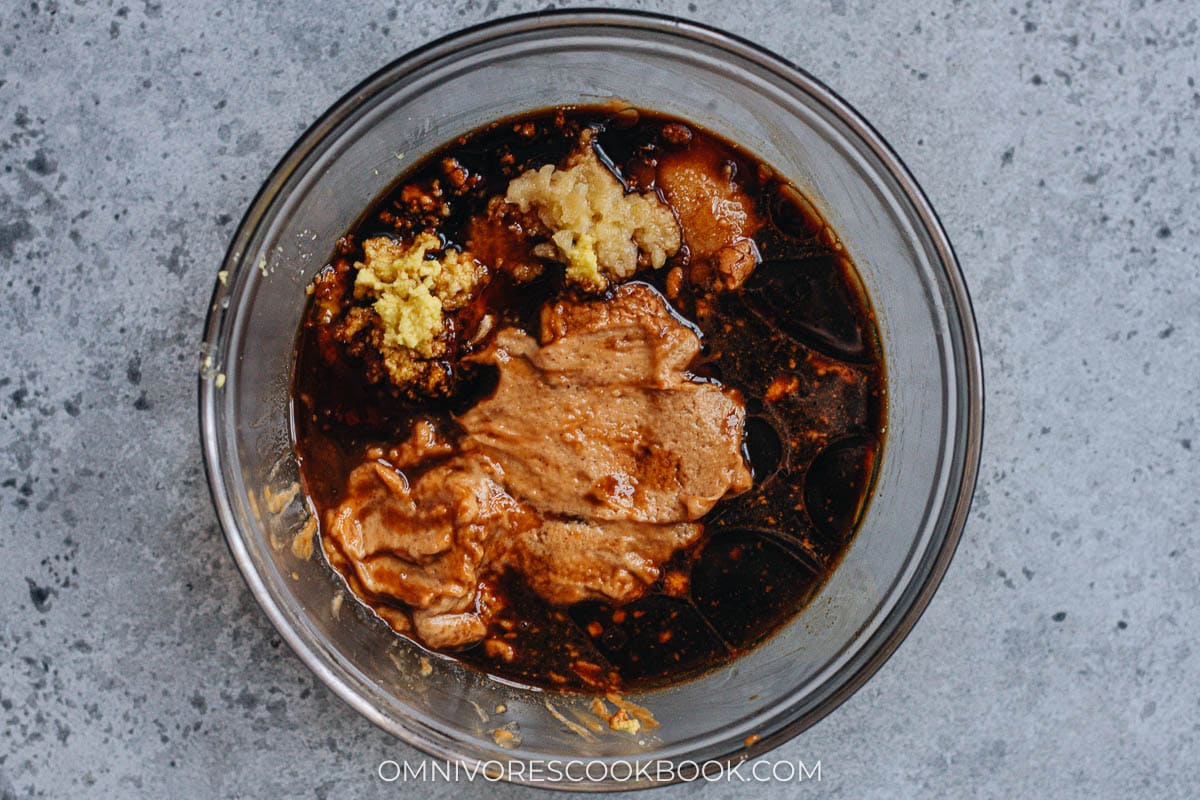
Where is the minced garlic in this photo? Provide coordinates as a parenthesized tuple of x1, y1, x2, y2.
(504, 132, 680, 291)
(554, 230, 602, 289)
(354, 233, 482, 354)
(607, 708, 641, 734)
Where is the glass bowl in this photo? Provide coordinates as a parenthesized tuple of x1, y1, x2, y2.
(199, 10, 982, 791)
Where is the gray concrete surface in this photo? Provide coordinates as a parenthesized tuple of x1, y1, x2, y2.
(2, 0, 1198, 797)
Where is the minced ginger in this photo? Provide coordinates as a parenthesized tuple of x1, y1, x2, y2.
(351, 233, 485, 388)
(504, 132, 681, 291)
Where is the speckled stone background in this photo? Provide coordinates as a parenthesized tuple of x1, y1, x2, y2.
(2, 0, 1197, 797)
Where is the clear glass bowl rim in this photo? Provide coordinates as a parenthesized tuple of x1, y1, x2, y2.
(198, 8, 984, 790)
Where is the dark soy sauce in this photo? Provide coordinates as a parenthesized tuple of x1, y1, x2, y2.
(292, 106, 886, 692)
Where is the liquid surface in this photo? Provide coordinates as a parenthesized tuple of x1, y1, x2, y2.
(292, 106, 886, 692)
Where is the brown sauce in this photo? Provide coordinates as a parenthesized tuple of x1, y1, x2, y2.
(291, 106, 886, 692)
